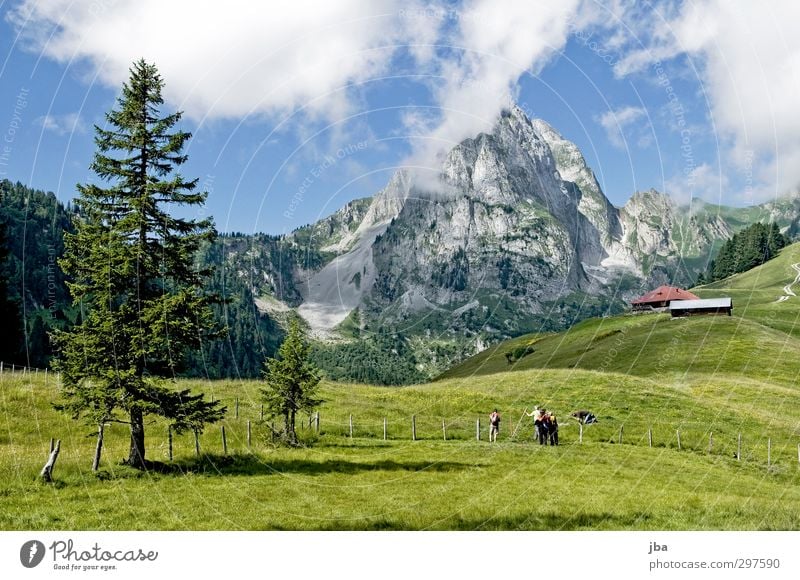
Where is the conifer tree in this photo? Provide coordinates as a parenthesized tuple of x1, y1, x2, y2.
(55, 59, 225, 470)
(261, 318, 321, 445)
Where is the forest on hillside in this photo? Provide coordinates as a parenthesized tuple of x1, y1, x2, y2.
(697, 221, 788, 284)
(0, 179, 283, 376)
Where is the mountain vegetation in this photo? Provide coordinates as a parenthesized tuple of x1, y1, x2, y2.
(0, 179, 74, 367)
(698, 221, 788, 284)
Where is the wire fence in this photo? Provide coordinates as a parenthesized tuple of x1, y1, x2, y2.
(5, 363, 799, 471)
(145, 407, 800, 472)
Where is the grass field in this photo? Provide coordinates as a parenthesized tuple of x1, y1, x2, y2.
(4, 244, 800, 530)
(2, 366, 800, 530)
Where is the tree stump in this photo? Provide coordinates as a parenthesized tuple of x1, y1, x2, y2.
(40, 439, 61, 482)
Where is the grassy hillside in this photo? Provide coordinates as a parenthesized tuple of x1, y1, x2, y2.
(4, 244, 800, 530)
(442, 242, 800, 386)
(2, 369, 800, 530)
(694, 240, 800, 339)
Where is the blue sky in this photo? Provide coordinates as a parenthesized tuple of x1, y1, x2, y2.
(1, 1, 797, 234)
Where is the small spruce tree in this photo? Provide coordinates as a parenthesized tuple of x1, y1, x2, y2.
(261, 318, 321, 445)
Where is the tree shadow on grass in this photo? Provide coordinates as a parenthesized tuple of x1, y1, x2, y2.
(138, 454, 483, 478)
(313, 510, 654, 531)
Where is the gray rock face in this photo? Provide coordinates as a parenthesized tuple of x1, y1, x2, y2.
(254, 105, 780, 338)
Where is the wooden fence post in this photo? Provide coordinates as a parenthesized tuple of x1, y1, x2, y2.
(676, 429, 681, 451)
(235, 398, 239, 420)
(708, 432, 713, 453)
(737, 433, 742, 461)
(168, 426, 173, 462)
(40, 439, 61, 483)
(383, 417, 387, 441)
(221, 425, 227, 455)
(648, 428, 652, 448)
(579, 422, 583, 444)
(618, 424, 624, 445)
(92, 424, 104, 471)
(0, 361, 3, 373)
(349, 414, 354, 438)
(315, 412, 320, 434)
(194, 430, 200, 456)
(412, 415, 416, 441)
(247, 420, 252, 448)
(476, 418, 481, 441)
(442, 419, 447, 441)
(768, 438, 771, 468)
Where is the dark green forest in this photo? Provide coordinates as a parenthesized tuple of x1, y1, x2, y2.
(311, 330, 426, 385)
(698, 222, 788, 284)
(0, 179, 74, 366)
(0, 179, 284, 376)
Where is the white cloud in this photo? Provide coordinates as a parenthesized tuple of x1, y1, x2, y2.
(34, 112, 85, 136)
(666, 162, 729, 206)
(597, 105, 647, 149)
(598, 0, 800, 201)
(8, 0, 439, 123)
(402, 0, 580, 190)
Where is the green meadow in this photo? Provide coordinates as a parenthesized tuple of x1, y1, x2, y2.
(4, 244, 800, 530)
(2, 367, 800, 530)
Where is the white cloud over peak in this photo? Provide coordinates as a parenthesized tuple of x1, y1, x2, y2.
(9, 0, 581, 191)
(604, 0, 800, 201)
(402, 0, 580, 189)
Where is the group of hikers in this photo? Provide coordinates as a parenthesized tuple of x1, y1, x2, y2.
(488, 407, 598, 444)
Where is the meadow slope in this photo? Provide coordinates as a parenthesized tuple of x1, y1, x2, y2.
(1, 368, 799, 531)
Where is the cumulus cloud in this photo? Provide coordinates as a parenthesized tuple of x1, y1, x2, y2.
(9, 0, 584, 196)
(402, 0, 580, 191)
(8, 0, 439, 122)
(35, 112, 85, 135)
(601, 0, 800, 201)
(597, 106, 647, 149)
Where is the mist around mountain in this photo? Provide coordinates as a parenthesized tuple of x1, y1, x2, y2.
(4, 105, 799, 382)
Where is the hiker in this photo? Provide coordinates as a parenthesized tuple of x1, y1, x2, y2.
(547, 411, 559, 446)
(533, 409, 548, 445)
(525, 407, 542, 444)
(489, 409, 501, 442)
(540, 411, 553, 446)
(571, 410, 598, 425)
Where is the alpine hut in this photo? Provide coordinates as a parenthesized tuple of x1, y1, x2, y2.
(630, 286, 700, 312)
(669, 298, 733, 317)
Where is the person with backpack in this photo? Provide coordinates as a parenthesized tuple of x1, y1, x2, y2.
(547, 411, 559, 446)
(489, 409, 501, 442)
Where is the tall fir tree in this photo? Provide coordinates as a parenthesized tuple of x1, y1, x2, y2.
(55, 59, 225, 470)
(261, 318, 322, 445)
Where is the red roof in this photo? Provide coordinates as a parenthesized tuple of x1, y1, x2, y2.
(631, 285, 699, 305)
